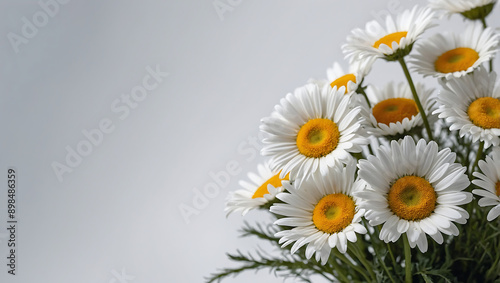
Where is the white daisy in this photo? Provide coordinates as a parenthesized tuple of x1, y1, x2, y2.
(308, 59, 374, 94)
(472, 147, 500, 221)
(225, 162, 289, 216)
(270, 161, 367, 264)
(260, 84, 367, 182)
(343, 6, 435, 62)
(434, 67, 500, 148)
(359, 82, 434, 137)
(428, 0, 497, 19)
(357, 136, 472, 253)
(410, 22, 500, 79)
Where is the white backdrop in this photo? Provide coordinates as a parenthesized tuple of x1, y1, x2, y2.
(1, 0, 499, 282)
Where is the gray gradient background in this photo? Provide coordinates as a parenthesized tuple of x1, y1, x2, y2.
(1, 0, 499, 282)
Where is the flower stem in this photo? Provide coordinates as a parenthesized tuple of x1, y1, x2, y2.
(398, 57, 434, 141)
(480, 16, 487, 29)
(350, 243, 377, 281)
(388, 244, 397, 268)
(480, 16, 494, 72)
(333, 249, 371, 282)
(471, 141, 485, 174)
(375, 225, 397, 272)
(363, 220, 396, 283)
(403, 234, 412, 283)
(357, 85, 371, 108)
(330, 258, 350, 282)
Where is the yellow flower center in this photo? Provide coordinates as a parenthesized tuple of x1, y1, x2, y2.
(388, 176, 437, 221)
(252, 172, 290, 199)
(372, 98, 419, 125)
(312, 194, 355, 234)
(330, 74, 357, 94)
(296, 118, 340, 158)
(434, 47, 479, 73)
(495, 181, 500, 197)
(373, 31, 408, 49)
(467, 97, 500, 129)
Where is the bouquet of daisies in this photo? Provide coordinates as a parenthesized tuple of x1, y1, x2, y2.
(209, 1, 500, 282)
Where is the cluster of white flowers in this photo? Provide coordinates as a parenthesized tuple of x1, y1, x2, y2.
(225, 0, 500, 267)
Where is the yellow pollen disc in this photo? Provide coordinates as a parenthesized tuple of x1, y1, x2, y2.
(252, 172, 290, 199)
(372, 98, 418, 125)
(495, 181, 500, 197)
(330, 74, 357, 94)
(296, 118, 340, 158)
(434, 47, 479, 73)
(312, 194, 355, 234)
(467, 97, 500, 129)
(388, 176, 437, 221)
(373, 31, 408, 49)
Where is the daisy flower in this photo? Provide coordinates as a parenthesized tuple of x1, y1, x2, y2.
(472, 148, 500, 221)
(343, 6, 435, 62)
(225, 162, 289, 216)
(360, 82, 434, 137)
(428, 0, 496, 20)
(357, 136, 472, 252)
(434, 67, 500, 148)
(270, 161, 367, 264)
(411, 22, 499, 79)
(260, 84, 367, 182)
(308, 58, 374, 94)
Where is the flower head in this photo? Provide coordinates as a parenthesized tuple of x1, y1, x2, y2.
(428, 0, 497, 20)
(359, 82, 434, 137)
(271, 161, 367, 264)
(260, 84, 367, 182)
(434, 67, 500, 148)
(225, 162, 289, 216)
(411, 22, 500, 79)
(308, 59, 374, 94)
(472, 148, 500, 221)
(343, 6, 435, 62)
(357, 136, 472, 252)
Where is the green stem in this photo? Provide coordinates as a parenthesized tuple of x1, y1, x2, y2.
(378, 254, 396, 283)
(386, 242, 397, 273)
(403, 234, 413, 283)
(315, 263, 338, 283)
(398, 57, 434, 141)
(357, 85, 371, 108)
(330, 259, 350, 283)
(480, 16, 487, 29)
(471, 141, 485, 175)
(363, 220, 396, 283)
(480, 16, 494, 72)
(374, 225, 397, 272)
(351, 243, 377, 281)
(334, 249, 371, 282)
